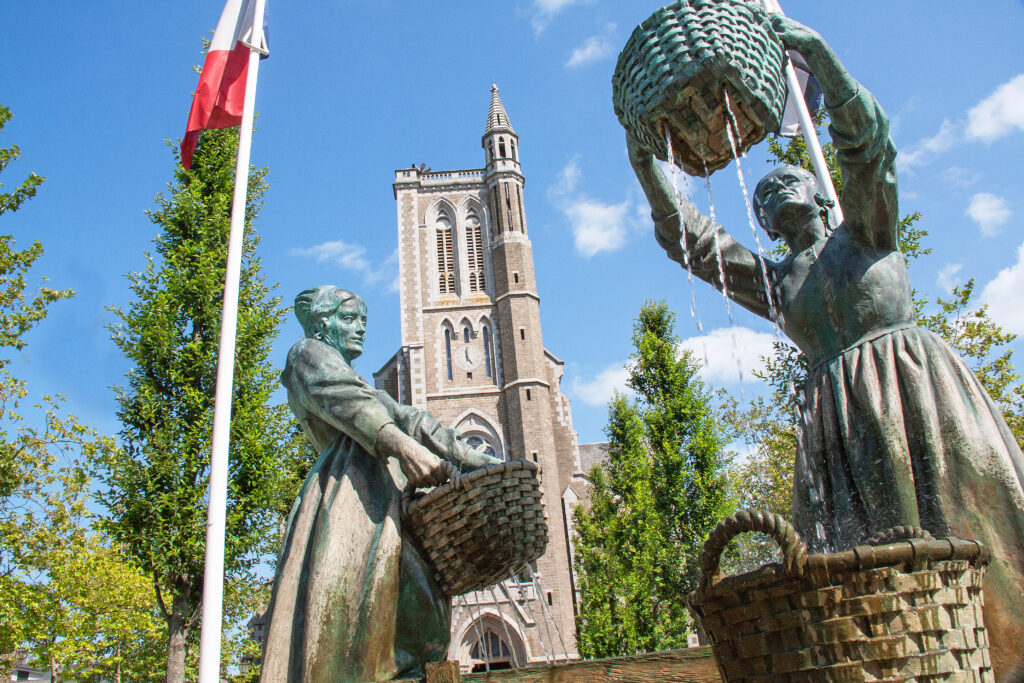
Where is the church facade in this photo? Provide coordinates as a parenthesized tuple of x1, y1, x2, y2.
(373, 86, 590, 671)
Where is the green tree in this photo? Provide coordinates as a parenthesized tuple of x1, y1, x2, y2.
(0, 102, 69, 675)
(96, 127, 308, 683)
(573, 300, 732, 657)
(0, 104, 162, 682)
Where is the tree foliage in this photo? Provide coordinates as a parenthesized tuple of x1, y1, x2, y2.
(0, 104, 162, 682)
(573, 300, 732, 657)
(96, 127, 309, 683)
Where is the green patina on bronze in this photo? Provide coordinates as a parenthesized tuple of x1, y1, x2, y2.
(258, 286, 501, 682)
(612, 0, 787, 176)
(622, 7, 1024, 676)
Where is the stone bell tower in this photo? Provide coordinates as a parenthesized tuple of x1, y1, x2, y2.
(375, 85, 584, 671)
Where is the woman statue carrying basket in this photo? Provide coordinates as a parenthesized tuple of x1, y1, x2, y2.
(624, 13, 1024, 674)
(259, 286, 500, 682)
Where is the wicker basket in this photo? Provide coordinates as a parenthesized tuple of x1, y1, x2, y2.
(612, 0, 787, 176)
(688, 510, 993, 682)
(402, 460, 548, 596)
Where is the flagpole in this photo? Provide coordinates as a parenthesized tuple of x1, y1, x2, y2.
(197, 0, 267, 680)
(762, 0, 844, 224)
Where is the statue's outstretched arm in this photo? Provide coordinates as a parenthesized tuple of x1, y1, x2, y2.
(771, 16, 899, 252)
(284, 339, 453, 487)
(377, 391, 502, 472)
(628, 134, 775, 321)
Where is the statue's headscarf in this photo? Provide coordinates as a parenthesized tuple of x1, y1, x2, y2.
(294, 286, 363, 339)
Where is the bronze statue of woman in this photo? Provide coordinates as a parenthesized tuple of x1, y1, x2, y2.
(259, 286, 500, 682)
(627, 15, 1024, 673)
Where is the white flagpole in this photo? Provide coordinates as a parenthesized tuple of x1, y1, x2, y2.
(762, 0, 844, 224)
(197, 1, 267, 680)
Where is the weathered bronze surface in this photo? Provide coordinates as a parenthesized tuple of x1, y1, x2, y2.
(612, 0, 787, 175)
(624, 10, 1024, 676)
(259, 287, 501, 682)
(689, 511, 993, 682)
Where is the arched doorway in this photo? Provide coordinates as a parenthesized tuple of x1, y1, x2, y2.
(458, 612, 528, 672)
(469, 630, 515, 671)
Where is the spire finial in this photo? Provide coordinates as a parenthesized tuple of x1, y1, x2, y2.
(485, 83, 514, 135)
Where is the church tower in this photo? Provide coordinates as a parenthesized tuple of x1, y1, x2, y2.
(375, 86, 583, 671)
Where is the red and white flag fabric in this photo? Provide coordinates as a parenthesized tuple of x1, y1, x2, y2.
(181, 0, 269, 169)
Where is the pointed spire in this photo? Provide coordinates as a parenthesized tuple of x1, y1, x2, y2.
(485, 83, 515, 135)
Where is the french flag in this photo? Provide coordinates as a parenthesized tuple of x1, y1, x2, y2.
(181, 0, 269, 170)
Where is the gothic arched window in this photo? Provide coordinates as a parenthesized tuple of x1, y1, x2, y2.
(465, 434, 497, 459)
(466, 209, 485, 293)
(482, 325, 494, 379)
(436, 210, 456, 294)
(444, 327, 453, 381)
(498, 136, 507, 159)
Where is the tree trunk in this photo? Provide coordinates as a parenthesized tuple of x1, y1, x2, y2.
(50, 636, 59, 683)
(165, 590, 193, 683)
(115, 643, 122, 683)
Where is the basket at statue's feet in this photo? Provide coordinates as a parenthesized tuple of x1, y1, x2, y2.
(402, 460, 549, 596)
(613, 0, 787, 176)
(689, 510, 993, 682)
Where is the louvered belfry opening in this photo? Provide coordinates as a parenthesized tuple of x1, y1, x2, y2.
(436, 211, 456, 294)
(466, 209, 485, 292)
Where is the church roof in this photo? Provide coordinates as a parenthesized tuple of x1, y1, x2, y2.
(484, 83, 515, 135)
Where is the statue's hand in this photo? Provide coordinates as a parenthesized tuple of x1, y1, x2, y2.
(397, 441, 453, 488)
(377, 423, 452, 488)
(769, 15, 823, 54)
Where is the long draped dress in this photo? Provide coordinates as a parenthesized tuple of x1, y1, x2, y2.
(259, 338, 497, 682)
(654, 82, 1024, 670)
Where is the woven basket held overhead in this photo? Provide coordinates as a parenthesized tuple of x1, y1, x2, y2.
(402, 460, 548, 596)
(689, 510, 993, 682)
(613, 0, 787, 176)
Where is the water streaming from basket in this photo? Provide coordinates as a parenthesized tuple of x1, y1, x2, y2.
(526, 563, 570, 662)
(663, 124, 709, 368)
(721, 93, 825, 547)
(703, 160, 747, 396)
(507, 571, 554, 666)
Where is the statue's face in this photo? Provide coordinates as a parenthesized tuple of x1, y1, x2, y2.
(321, 299, 367, 363)
(753, 166, 819, 237)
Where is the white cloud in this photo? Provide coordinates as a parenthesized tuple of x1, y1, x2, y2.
(966, 74, 1024, 143)
(291, 240, 371, 271)
(530, 0, 590, 34)
(570, 326, 774, 407)
(553, 158, 582, 194)
(942, 166, 980, 188)
(980, 241, 1024, 335)
(571, 363, 631, 406)
(290, 241, 399, 293)
(936, 263, 963, 294)
(965, 193, 1011, 236)
(680, 326, 775, 385)
(566, 26, 615, 68)
(549, 158, 641, 258)
(898, 119, 958, 170)
(565, 198, 631, 257)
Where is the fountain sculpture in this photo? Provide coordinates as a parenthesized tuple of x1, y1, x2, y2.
(615, 1, 1024, 678)
(258, 287, 547, 682)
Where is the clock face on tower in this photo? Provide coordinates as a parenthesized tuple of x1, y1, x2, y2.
(454, 343, 483, 371)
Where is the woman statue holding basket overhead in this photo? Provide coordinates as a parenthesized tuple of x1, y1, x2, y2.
(626, 14, 1024, 672)
(259, 286, 500, 683)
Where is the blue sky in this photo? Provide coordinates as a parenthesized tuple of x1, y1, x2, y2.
(2, 1, 1023, 446)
